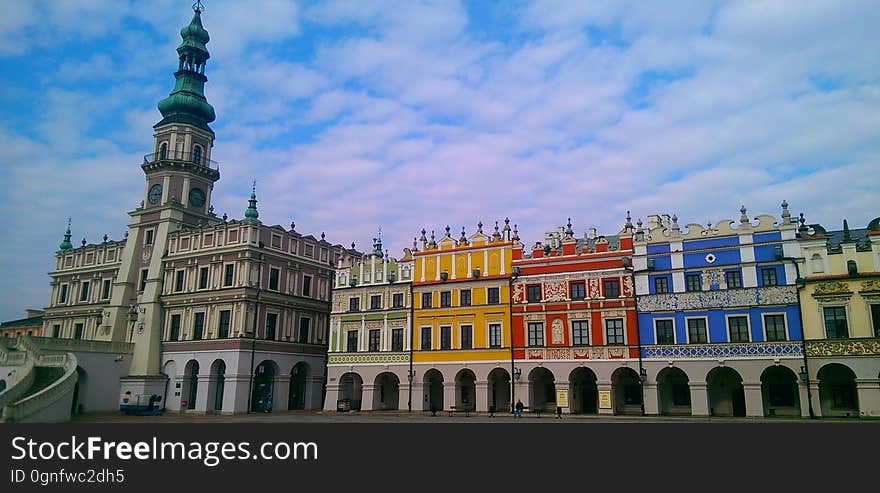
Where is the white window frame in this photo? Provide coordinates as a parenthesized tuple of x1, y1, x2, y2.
(653, 317, 676, 345)
(820, 304, 850, 340)
(459, 323, 473, 350)
(761, 311, 789, 342)
(684, 316, 709, 344)
(487, 322, 503, 349)
(268, 267, 281, 292)
(603, 317, 626, 345)
(570, 319, 590, 346)
(527, 321, 545, 347)
(725, 314, 751, 343)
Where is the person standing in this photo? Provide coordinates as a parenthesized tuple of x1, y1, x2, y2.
(515, 399, 524, 418)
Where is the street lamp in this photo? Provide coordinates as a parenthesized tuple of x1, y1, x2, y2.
(513, 367, 522, 381)
(407, 369, 415, 413)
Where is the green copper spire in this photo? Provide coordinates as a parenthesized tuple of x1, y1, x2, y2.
(244, 182, 260, 222)
(59, 218, 73, 251)
(156, 2, 216, 131)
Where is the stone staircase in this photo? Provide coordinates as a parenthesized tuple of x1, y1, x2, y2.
(0, 336, 78, 423)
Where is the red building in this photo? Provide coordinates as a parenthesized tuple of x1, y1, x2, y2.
(510, 216, 641, 415)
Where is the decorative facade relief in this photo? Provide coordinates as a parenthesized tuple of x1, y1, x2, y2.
(622, 276, 634, 297)
(526, 346, 632, 360)
(813, 281, 851, 295)
(860, 279, 880, 292)
(588, 278, 601, 299)
(703, 268, 724, 288)
(328, 352, 410, 365)
(805, 338, 880, 357)
(542, 281, 568, 302)
(637, 285, 798, 312)
(642, 341, 802, 359)
(512, 283, 525, 304)
(551, 318, 564, 344)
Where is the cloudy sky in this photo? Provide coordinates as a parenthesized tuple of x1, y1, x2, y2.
(0, 0, 878, 321)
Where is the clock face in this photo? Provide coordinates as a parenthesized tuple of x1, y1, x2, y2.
(148, 184, 162, 204)
(189, 187, 206, 208)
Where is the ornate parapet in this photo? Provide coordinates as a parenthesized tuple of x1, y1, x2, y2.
(525, 345, 635, 360)
(26, 336, 134, 355)
(805, 338, 880, 357)
(327, 352, 410, 365)
(637, 285, 798, 312)
(642, 341, 802, 359)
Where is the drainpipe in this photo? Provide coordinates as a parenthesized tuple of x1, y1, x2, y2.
(628, 260, 647, 416)
(408, 281, 414, 413)
(787, 258, 816, 419)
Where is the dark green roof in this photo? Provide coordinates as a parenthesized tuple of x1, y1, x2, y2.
(0, 316, 43, 329)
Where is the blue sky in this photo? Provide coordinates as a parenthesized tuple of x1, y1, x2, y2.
(0, 0, 878, 321)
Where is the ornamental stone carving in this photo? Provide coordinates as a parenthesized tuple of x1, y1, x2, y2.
(524, 313, 544, 322)
(543, 281, 568, 302)
(814, 281, 851, 295)
(642, 341, 802, 359)
(805, 339, 880, 357)
(328, 353, 410, 365)
(365, 320, 383, 330)
(637, 286, 798, 312)
(622, 276, 634, 297)
(861, 279, 880, 292)
(512, 283, 525, 304)
(588, 279, 601, 299)
(551, 318, 564, 344)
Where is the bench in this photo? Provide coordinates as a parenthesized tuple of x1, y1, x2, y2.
(448, 405, 471, 417)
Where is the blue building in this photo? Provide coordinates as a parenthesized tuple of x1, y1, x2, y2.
(632, 202, 810, 417)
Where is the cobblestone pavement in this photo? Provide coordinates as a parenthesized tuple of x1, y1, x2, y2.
(70, 411, 870, 424)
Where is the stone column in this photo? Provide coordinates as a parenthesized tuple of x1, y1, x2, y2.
(598, 381, 613, 415)
(798, 382, 811, 418)
(306, 375, 324, 410)
(475, 380, 489, 412)
(324, 383, 340, 412)
(856, 378, 880, 418)
(689, 382, 710, 416)
(273, 375, 290, 412)
(223, 374, 251, 414)
(412, 381, 426, 411)
(555, 380, 571, 415)
(361, 383, 376, 411)
(643, 382, 660, 415)
(443, 381, 456, 411)
(743, 382, 764, 417)
(809, 382, 822, 418)
(193, 374, 211, 413)
(399, 381, 412, 411)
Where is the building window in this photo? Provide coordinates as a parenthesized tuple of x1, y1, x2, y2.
(603, 280, 620, 298)
(175, 270, 185, 292)
(193, 312, 205, 340)
(811, 254, 824, 274)
(392, 329, 404, 351)
(823, 307, 848, 339)
(145, 229, 154, 245)
(761, 267, 778, 286)
(687, 318, 707, 343)
(728, 316, 749, 342)
(159, 142, 167, 159)
(370, 295, 382, 310)
(223, 264, 235, 287)
(302, 276, 312, 297)
(763, 314, 786, 341)
(269, 268, 280, 291)
(218, 310, 230, 338)
(140, 269, 149, 292)
(570, 282, 586, 299)
(440, 326, 452, 349)
(459, 289, 471, 306)
(199, 267, 209, 290)
(421, 327, 432, 350)
(79, 282, 90, 302)
(725, 270, 742, 289)
(527, 322, 544, 347)
(52, 324, 61, 338)
(347, 331, 358, 352)
(299, 318, 310, 343)
(59, 284, 68, 304)
(460, 325, 473, 350)
(392, 293, 404, 308)
(605, 319, 624, 345)
(572, 320, 589, 345)
(655, 319, 674, 344)
(487, 287, 500, 305)
(101, 279, 112, 300)
(265, 313, 277, 340)
(653, 277, 669, 294)
(685, 274, 701, 292)
(527, 285, 541, 303)
(872, 305, 880, 338)
(489, 323, 502, 348)
(169, 314, 180, 341)
(440, 291, 451, 308)
(349, 297, 360, 311)
(192, 145, 202, 165)
(369, 329, 380, 352)
(74, 323, 84, 340)
(422, 292, 432, 309)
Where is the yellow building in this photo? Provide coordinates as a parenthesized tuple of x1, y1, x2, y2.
(412, 222, 516, 413)
(798, 217, 880, 417)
